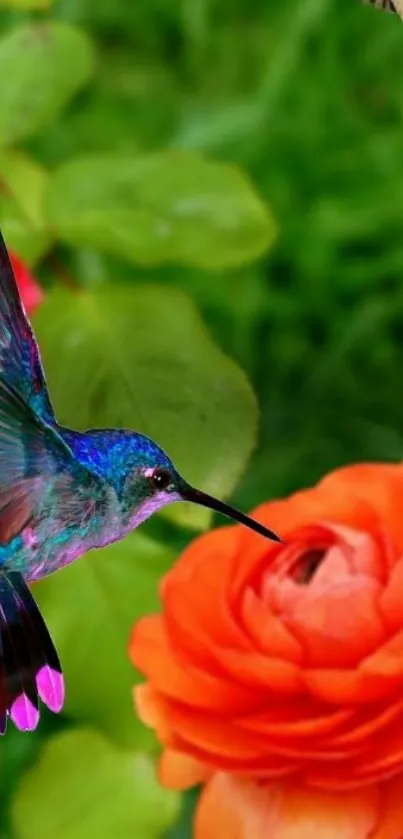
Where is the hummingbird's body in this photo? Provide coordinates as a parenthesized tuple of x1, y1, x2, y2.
(2, 428, 174, 581)
(0, 230, 280, 734)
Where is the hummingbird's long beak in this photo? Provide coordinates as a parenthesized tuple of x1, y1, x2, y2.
(181, 485, 282, 543)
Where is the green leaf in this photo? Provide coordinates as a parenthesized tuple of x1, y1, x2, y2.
(11, 729, 179, 839)
(1, 725, 42, 819)
(45, 151, 276, 269)
(34, 532, 175, 746)
(32, 284, 258, 528)
(0, 149, 51, 263)
(0, 22, 95, 146)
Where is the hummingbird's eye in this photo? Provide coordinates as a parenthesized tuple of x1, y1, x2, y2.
(150, 468, 171, 491)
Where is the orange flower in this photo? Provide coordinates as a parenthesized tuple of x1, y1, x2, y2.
(129, 463, 403, 837)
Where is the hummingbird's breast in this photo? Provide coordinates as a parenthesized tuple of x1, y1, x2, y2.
(0, 523, 97, 582)
(0, 486, 121, 582)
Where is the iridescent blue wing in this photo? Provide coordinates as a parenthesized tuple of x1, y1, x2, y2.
(0, 231, 55, 426)
(0, 377, 107, 545)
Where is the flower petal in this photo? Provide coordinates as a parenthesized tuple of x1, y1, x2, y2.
(135, 683, 173, 742)
(158, 749, 209, 790)
(303, 666, 401, 704)
(361, 629, 403, 680)
(163, 547, 253, 654)
(373, 775, 403, 839)
(211, 646, 302, 693)
(240, 587, 305, 663)
(283, 577, 385, 668)
(130, 616, 260, 712)
(250, 481, 380, 547)
(380, 558, 403, 633)
(237, 705, 354, 740)
(318, 464, 403, 552)
(195, 774, 379, 839)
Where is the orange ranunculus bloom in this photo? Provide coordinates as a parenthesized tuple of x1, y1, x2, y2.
(129, 463, 403, 837)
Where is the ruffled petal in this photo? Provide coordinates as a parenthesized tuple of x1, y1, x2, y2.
(361, 629, 403, 680)
(237, 705, 354, 740)
(158, 749, 209, 790)
(135, 683, 173, 742)
(156, 703, 277, 761)
(239, 588, 305, 663)
(318, 464, 403, 551)
(161, 525, 239, 587)
(130, 617, 260, 713)
(163, 549, 254, 654)
(195, 774, 379, 839)
(324, 698, 403, 749)
(283, 577, 385, 668)
(249, 483, 380, 549)
(380, 559, 403, 633)
(373, 775, 403, 839)
(210, 645, 301, 693)
(303, 665, 402, 704)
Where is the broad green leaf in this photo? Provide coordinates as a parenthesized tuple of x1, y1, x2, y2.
(34, 532, 175, 746)
(1, 726, 42, 813)
(0, 22, 95, 146)
(12, 729, 179, 839)
(0, 149, 51, 263)
(45, 151, 276, 269)
(32, 284, 258, 529)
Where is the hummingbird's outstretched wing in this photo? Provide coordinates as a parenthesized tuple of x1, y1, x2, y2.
(0, 232, 55, 426)
(0, 572, 63, 733)
(0, 376, 108, 545)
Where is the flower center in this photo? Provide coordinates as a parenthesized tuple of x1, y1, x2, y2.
(289, 549, 327, 584)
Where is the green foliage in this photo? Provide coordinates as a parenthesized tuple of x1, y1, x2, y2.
(0, 0, 53, 7)
(45, 152, 275, 268)
(33, 284, 258, 528)
(0, 22, 95, 145)
(11, 729, 179, 839)
(0, 149, 51, 262)
(0, 0, 401, 837)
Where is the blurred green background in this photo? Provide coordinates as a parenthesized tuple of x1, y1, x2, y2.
(0, 0, 401, 836)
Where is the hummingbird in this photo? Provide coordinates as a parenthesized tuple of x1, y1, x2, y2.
(0, 231, 281, 734)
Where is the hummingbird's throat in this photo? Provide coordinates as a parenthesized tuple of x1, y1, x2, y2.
(181, 486, 282, 543)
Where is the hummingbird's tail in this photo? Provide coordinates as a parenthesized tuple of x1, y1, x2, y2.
(0, 572, 64, 733)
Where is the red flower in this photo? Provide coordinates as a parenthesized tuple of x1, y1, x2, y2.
(10, 253, 43, 313)
(129, 463, 403, 837)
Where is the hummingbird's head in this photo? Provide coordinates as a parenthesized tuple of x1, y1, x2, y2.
(123, 434, 282, 543)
